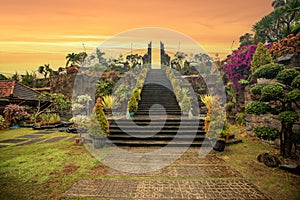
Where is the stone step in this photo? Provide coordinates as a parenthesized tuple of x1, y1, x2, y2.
(106, 139, 211, 147)
(109, 125, 204, 131)
(108, 134, 205, 141)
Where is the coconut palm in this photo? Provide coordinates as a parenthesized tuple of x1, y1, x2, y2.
(38, 64, 52, 78)
(66, 53, 80, 67)
(272, 0, 286, 9)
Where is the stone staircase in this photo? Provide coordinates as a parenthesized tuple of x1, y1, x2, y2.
(107, 69, 207, 147)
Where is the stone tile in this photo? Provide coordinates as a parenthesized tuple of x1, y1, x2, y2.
(43, 136, 68, 143)
(0, 139, 27, 143)
(64, 179, 271, 200)
(16, 138, 45, 146)
(17, 134, 40, 139)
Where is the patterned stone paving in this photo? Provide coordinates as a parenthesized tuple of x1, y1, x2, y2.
(33, 131, 54, 135)
(43, 136, 68, 143)
(0, 139, 27, 143)
(64, 147, 271, 199)
(64, 179, 270, 200)
(17, 134, 40, 139)
(106, 165, 241, 178)
(16, 138, 45, 146)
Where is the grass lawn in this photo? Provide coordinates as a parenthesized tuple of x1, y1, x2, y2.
(0, 128, 98, 200)
(0, 126, 299, 199)
(218, 125, 300, 200)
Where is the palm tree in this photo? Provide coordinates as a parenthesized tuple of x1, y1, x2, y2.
(272, 0, 285, 9)
(66, 53, 80, 67)
(38, 64, 52, 78)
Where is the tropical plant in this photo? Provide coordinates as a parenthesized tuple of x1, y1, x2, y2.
(272, 0, 286, 9)
(11, 72, 20, 81)
(102, 95, 117, 109)
(0, 74, 8, 80)
(21, 71, 36, 87)
(38, 113, 61, 125)
(66, 53, 80, 67)
(126, 54, 142, 69)
(200, 94, 213, 112)
(38, 64, 52, 79)
(253, 0, 300, 43)
(96, 78, 115, 98)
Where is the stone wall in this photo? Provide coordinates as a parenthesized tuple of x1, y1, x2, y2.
(50, 72, 100, 100)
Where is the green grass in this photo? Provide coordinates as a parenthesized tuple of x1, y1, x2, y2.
(0, 126, 300, 200)
(218, 125, 300, 200)
(0, 128, 97, 200)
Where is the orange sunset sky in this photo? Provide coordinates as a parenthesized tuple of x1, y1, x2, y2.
(0, 0, 274, 76)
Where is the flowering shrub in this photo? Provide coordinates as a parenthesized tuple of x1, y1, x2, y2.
(69, 115, 90, 129)
(221, 44, 257, 90)
(270, 33, 300, 59)
(4, 104, 30, 126)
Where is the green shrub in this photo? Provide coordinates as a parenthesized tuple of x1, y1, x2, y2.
(285, 90, 300, 102)
(88, 101, 109, 138)
(276, 69, 300, 86)
(252, 63, 285, 79)
(260, 84, 284, 101)
(251, 85, 264, 96)
(245, 101, 271, 115)
(278, 111, 299, 124)
(250, 42, 273, 72)
(291, 75, 300, 89)
(128, 94, 138, 113)
(254, 126, 279, 141)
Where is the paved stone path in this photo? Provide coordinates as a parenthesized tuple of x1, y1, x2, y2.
(64, 147, 271, 200)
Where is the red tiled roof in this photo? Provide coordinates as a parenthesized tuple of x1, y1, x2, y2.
(0, 80, 40, 101)
(0, 80, 15, 97)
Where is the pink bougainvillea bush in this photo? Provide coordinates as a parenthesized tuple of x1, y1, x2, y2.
(221, 44, 257, 90)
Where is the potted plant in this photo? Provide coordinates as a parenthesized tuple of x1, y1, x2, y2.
(102, 95, 116, 116)
(128, 93, 138, 117)
(88, 97, 109, 149)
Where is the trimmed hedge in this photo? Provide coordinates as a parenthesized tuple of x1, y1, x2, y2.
(254, 126, 279, 141)
(252, 63, 285, 79)
(260, 84, 284, 102)
(245, 101, 271, 115)
(276, 69, 300, 86)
